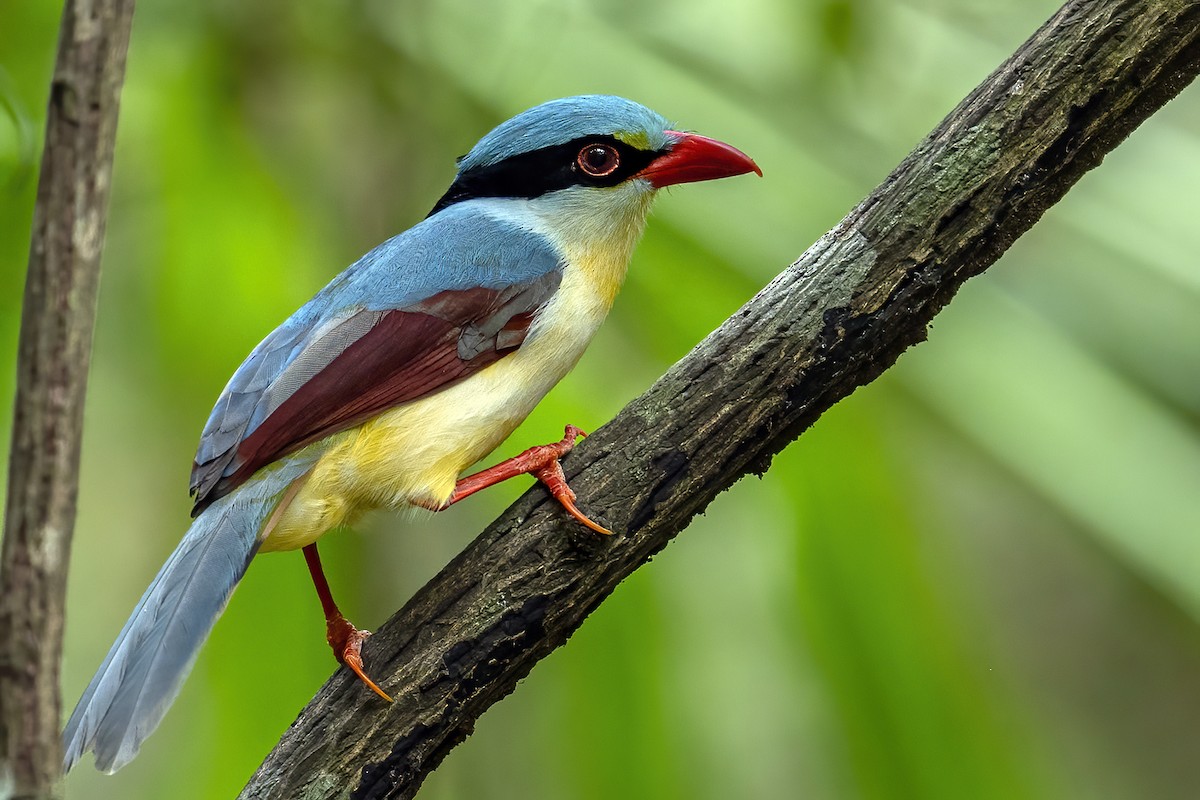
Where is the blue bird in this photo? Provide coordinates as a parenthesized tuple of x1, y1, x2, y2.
(62, 94, 760, 773)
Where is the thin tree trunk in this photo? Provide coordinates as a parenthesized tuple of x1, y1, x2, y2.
(0, 2, 135, 797)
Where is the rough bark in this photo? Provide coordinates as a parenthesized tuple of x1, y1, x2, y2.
(240, 0, 1200, 797)
(0, 1, 135, 797)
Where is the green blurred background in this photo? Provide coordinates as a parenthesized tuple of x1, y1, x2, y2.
(3, 0, 1199, 797)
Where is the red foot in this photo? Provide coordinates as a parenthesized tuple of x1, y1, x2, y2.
(443, 425, 612, 535)
(527, 455, 612, 536)
(326, 612, 393, 702)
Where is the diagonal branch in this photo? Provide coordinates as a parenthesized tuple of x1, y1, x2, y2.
(241, 1, 1200, 797)
(0, 1, 136, 797)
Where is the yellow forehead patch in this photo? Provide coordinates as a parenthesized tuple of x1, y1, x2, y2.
(613, 130, 651, 150)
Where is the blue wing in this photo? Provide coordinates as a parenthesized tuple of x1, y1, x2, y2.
(189, 203, 564, 511)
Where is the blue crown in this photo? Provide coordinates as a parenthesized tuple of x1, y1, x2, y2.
(458, 95, 672, 173)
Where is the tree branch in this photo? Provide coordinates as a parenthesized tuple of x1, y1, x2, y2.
(240, 1, 1200, 797)
(0, 1, 135, 796)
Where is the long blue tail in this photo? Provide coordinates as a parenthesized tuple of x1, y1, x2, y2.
(62, 473, 292, 774)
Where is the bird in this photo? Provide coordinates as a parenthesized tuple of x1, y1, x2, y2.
(61, 94, 760, 774)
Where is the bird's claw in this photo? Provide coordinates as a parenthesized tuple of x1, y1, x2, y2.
(434, 424, 613, 534)
(530, 458, 613, 535)
(326, 613, 393, 702)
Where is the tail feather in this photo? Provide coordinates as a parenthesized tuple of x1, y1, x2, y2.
(62, 490, 270, 774)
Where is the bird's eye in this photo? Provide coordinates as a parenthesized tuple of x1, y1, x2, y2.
(576, 144, 620, 177)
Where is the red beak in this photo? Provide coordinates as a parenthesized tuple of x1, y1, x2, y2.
(636, 130, 762, 188)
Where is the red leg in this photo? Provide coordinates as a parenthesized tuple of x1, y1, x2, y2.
(423, 424, 612, 535)
(302, 543, 393, 702)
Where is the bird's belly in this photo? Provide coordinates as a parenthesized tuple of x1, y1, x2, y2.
(331, 352, 571, 509)
(261, 279, 610, 552)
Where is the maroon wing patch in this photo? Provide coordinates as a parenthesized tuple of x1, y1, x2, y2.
(190, 278, 558, 514)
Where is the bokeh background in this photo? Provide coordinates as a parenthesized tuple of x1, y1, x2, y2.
(3, 0, 1199, 797)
